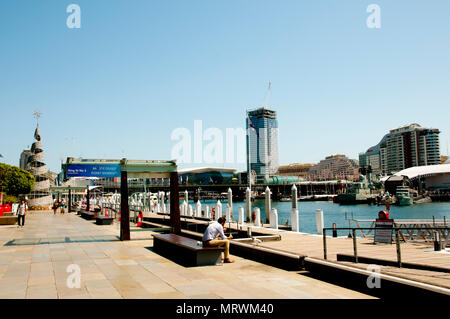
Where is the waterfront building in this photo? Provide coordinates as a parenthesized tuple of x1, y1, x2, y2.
(178, 167, 237, 185)
(360, 123, 441, 175)
(308, 155, 359, 180)
(390, 164, 450, 191)
(246, 107, 279, 184)
(278, 163, 315, 178)
(19, 148, 32, 170)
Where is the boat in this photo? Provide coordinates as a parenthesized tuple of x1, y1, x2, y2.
(395, 186, 413, 206)
(335, 176, 376, 205)
(414, 196, 432, 204)
(279, 197, 291, 202)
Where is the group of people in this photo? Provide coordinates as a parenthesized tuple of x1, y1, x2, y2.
(52, 199, 67, 215)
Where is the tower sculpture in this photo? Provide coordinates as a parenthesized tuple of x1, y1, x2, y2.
(27, 110, 52, 208)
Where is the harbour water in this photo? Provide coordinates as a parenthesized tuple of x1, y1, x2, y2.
(189, 199, 450, 236)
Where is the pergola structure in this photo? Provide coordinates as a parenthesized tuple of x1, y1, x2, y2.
(65, 157, 180, 240)
(49, 185, 90, 212)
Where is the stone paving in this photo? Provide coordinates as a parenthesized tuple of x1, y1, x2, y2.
(0, 211, 373, 299)
(144, 215, 450, 289)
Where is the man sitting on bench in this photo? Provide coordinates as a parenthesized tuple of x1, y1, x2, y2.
(202, 217, 234, 263)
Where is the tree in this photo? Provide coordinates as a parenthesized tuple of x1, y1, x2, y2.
(0, 163, 35, 196)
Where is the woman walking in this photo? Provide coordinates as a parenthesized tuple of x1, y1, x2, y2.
(60, 199, 66, 215)
(17, 200, 27, 228)
(53, 200, 59, 215)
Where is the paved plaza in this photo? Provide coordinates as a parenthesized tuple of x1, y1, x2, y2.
(0, 211, 374, 299)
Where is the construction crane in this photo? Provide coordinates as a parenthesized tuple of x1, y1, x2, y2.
(262, 81, 271, 109)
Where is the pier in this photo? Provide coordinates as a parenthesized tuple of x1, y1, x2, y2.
(0, 210, 373, 299)
(124, 210, 450, 296)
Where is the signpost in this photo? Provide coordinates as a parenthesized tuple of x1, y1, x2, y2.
(67, 163, 121, 178)
(65, 158, 179, 241)
(374, 219, 394, 243)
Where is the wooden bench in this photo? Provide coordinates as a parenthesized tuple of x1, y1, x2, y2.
(95, 216, 113, 225)
(80, 211, 95, 220)
(152, 233, 224, 267)
(0, 216, 17, 225)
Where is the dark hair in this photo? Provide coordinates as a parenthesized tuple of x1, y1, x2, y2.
(218, 217, 226, 224)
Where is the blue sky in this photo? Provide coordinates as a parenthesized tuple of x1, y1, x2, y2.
(1, 0, 449, 173)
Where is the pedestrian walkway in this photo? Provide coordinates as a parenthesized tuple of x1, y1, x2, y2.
(0, 211, 373, 299)
(146, 215, 450, 290)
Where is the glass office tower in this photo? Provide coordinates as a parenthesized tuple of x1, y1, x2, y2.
(246, 107, 279, 184)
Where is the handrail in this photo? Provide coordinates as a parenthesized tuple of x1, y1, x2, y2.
(322, 226, 449, 267)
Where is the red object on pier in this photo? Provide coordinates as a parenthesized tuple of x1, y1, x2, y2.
(137, 210, 143, 227)
(378, 210, 390, 220)
(118, 211, 121, 221)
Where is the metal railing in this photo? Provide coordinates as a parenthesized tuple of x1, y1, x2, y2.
(322, 227, 449, 268)
(348, 218, 449, 241)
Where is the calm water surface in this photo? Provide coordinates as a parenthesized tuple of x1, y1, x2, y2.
(187, 199, 450, 236)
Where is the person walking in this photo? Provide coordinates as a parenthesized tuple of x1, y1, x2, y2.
(60, 199, 66, 215)
(17, 200, 27, 228)
(202, 217, 234, 263)
(52, 199, 58, 215)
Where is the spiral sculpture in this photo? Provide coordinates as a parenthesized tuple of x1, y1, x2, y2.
(27, 125, 52, 208)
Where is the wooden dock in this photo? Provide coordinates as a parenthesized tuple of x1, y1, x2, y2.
(230, 224, 450, 289)
(145, 214, 450, 290)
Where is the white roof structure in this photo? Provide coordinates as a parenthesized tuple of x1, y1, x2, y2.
(178, 167, 237, 174)
(393, 164, 450, 180)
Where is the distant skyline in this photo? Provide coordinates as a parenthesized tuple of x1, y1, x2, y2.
(1, 1, 449, 173)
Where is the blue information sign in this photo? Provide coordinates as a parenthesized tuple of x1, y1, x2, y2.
(67, 164, 121, 178)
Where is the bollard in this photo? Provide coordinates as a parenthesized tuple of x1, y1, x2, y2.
(238, 207, 244, 226)
(265, 186, 271, 224)
(434, 231, 442, 251)
(247, 226, 252, 238)
(188, 205, 193, 217)
(245, 187, 252, 222)
(323, 229, 327, 260)
(205, 205, 209, 219)
(254, 207, 261, 227)
(216, 201, 222, 220)
(352, 229, 358, 263)
(270, 208, 278, 229)
(196, 201, 202, 217)
(291, 208, 299, 232)
(395, 230, 402, 268)
(332, 223, 338, 237)
(315, 209, 324, 235)
(226, 205, 231, 222)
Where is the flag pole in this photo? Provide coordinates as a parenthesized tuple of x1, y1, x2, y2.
(247, 111, 252, 192)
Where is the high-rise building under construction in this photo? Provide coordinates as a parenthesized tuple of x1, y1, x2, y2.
(246, 107, 279, 184)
